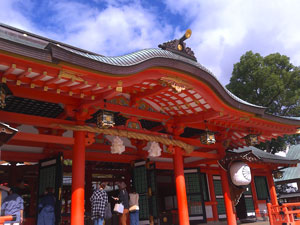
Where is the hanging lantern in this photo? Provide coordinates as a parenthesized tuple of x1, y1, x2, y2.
(244, 134, 258, 146)
(273, 170, 284, 179)
(0, 83, 12, 109)
(96, 110, 115, 128)
(111, 136, 125, 154)
(148, 142, 162, 157)
(200, 131, 216, 145)
(230, 161, 252, 186)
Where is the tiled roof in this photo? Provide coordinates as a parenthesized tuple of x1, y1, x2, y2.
(59, 45, 265, 109)
(232, 146, 300, 165)
(274, 145, 300, 182)
(0, 23, 282, 111)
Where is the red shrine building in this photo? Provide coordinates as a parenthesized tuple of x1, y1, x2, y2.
(0, 24, 300, 225)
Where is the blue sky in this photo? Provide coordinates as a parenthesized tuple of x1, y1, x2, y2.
(1, 0, 300, 85)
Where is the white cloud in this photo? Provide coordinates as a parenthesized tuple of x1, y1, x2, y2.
(41, 0, 172, 56)
(2, 0, 300, 85)
(0, 0, 172, 57)
(164, 0, 300, 84)
(0, 0, 34, 31)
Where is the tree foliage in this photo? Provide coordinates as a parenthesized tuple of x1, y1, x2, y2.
(226, 51, 300, 153)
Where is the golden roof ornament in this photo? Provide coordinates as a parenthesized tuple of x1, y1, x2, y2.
(158, 29, 197, 61)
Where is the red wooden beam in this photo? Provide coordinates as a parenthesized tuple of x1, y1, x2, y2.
(1, 151, 44, 162)
(185, 159, 218, 167)
(7, 83, 79, 105)
(176, 136, 222, 149)
(155, 162, 174, 170)
(1, 149, 139, 163)
(175, 110, 222, 125)
(187, 151, 220, 159)
(12, 132, 74, 145)
(8, 140, 47, 147)
(85, 100, 170, 121)
(0, 111, 76, 129)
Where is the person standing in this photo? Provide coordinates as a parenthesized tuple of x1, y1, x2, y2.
(37, 187, 56, 225)
(90, 182, 108, 225)
(113, 182, 129, 225)
(129, 187, 139, 225)
(0, 185, 10, 209)
(1, 187, 24, 225)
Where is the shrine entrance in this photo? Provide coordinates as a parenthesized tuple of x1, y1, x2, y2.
(61, 161, 132, 225)
(132, 161, 207, 225)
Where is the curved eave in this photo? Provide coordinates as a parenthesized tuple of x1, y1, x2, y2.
(48, 44, 300, 126)
(48, 44, 267, 113)
(1, 36, 300, 127)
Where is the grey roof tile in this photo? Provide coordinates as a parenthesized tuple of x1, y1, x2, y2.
(274, 145, 300, 182)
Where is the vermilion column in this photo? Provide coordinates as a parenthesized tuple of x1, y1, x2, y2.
(71, 130, 86, 225)
(173, 147, 190, 225)
(267, 170, 278, 205)
(208, 174, 218, 221)
(250, 176, 260, 216)
(220, 169, 237, 225)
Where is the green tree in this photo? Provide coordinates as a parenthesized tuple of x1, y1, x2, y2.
(226, 51, 300, 153)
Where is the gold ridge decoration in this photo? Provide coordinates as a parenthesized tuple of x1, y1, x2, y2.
(60, 69, 84, 82)
(159, 76, 192, 93)
(52, 123, 194, 154)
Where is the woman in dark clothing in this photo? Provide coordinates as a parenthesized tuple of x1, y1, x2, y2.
(113, 182, 129, 225)
(37, 187, 56, 225)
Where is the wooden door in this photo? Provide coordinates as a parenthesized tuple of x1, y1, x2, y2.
(37, 153, 63, 225)
(184, 168, 207, 224)
(132, 160, 158, 225)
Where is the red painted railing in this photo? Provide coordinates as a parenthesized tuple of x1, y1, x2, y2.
(267, 202, 300, 225)
(0, 215, 16, 225)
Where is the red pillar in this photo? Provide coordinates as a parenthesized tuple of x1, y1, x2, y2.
(208, 174, 218, 221)
(267, 170, 278, 205)
(220, 169, 237, 225)
(250, 175, 260, 216)
(173, 147, 190, 225)
(71, 130, 86, 225)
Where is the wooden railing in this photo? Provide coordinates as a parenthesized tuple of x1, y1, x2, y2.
(267, 202, 300, 225)
(0, 215, 16, 225)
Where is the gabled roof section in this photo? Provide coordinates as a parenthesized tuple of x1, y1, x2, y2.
(274, 144, 300, 182)
(231, 146, 300, 165)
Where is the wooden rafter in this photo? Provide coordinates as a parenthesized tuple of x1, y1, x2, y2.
(3, 64, 16, 76)
(175, 110, 221, 125)
(18, 68, 32, 79)
(130, 85, 169, 105)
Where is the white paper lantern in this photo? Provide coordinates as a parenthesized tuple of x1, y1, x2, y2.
(230, 162, 251, 186)
(148, 142, 162, 157)
(111, 136, 125, 154)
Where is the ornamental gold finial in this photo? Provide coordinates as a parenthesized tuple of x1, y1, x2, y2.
(158, 28, 196, 61)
